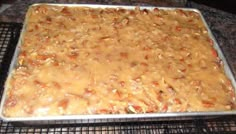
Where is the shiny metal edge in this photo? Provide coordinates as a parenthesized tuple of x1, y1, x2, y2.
(0, 3, 235, 122)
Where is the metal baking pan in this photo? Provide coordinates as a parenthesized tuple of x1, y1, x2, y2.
(0, 3, 235, 124)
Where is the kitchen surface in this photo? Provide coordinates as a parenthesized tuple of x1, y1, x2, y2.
(0, 0, 236, 133)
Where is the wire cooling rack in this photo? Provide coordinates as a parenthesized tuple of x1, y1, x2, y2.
(0, 22, 236, 134)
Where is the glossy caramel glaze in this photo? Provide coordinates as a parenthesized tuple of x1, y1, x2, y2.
(3, 5, 235, 117)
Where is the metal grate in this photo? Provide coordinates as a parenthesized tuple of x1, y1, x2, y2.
(1, 23, 236, 134)
(0, 23, 22, 101)
(0, 117, 236, 133)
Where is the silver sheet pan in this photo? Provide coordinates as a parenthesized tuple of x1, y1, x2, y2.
(0, 3, 235, 124)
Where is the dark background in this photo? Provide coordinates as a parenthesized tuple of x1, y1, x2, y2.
(0, 0, 236, 14)
(191, 0, 236, 14)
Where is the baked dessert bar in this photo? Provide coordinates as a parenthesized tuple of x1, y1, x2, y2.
(3, 5, 235, 117)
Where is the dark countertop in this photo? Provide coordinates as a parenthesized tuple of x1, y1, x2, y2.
(0, 0, 235, 76)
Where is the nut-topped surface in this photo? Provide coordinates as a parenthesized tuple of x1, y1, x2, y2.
(3, 5, 235, 117)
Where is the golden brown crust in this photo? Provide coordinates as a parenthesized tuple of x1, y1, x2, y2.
(3, 5, 235, 117)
